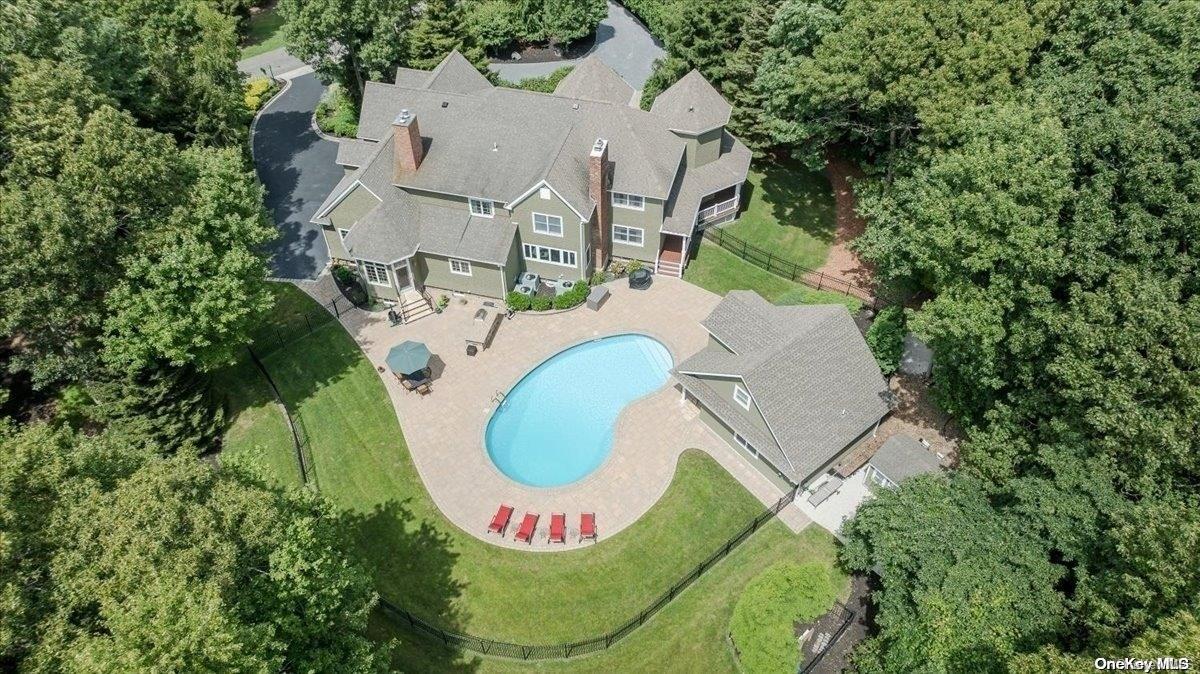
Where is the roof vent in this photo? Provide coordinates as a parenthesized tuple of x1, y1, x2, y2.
(687, 105, 695, 113)
(491, 142, 499, 152)
(590, 138, 608, 157)
(394, 108, 413, 125)
(572, 102, 579, 110)
(441, 101, 449, 108)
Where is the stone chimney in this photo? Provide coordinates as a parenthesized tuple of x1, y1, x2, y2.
(392, 109, 423, 183)
(588, 138, 610, 271)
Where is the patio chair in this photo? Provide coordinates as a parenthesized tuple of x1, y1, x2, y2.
(514, 512, 539, 544)
(548, 513, 566, 544)
(488, 504, 514, 536)
(579, 512, 596, 542)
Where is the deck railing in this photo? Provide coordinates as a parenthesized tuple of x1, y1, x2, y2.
(697, 195, 740, 225)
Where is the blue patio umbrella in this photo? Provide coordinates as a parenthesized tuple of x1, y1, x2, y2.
(386, 340, 432, 377)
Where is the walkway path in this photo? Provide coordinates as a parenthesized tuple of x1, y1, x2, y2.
(251, 71, 339, 280)
(238, 46, 304, 79)
(489, 1, 665, 90)
(296, 273, 812, 551)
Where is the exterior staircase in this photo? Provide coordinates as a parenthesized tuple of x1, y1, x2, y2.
(397, 288, 434, 324)
(655, 256, 683, 278)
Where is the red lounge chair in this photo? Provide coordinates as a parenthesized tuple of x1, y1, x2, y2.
(580, 512, 596, 542)
(548, 513, 566, 544)
(515, 512, 538, 544)
(488, 504, 514, 536)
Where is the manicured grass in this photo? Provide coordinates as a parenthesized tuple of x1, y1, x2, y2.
(723, 160, 837, 270)
(377, 525, 845, 673)
(222, 284, 845, 668)
(685, 241, 863, 312)
(239, 7, 287, 60)
(214, 356, 301, 488)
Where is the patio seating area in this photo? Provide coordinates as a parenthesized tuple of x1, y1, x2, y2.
(316, 273, 815, 550)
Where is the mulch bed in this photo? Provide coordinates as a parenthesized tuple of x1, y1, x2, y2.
(489, 34, 596, 64)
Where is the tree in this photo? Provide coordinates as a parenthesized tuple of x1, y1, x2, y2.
(841, 476, 1065, 671)
(281, 0, 413, 105)
(538, 0, 605, 47)
(722, 0, 782, 153)
(101, 146, 274, 372)
(0, 423, 385, 672)
(407, 0, 486, 70)
(659, 0, 745, 82)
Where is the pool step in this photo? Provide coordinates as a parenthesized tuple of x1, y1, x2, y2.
(633, 338, 674, 375)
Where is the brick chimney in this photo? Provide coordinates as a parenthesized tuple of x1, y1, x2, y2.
(392, 109, 423, 183)
(588, 138, 610, 271)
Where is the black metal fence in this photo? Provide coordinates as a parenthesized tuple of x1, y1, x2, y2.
(245, 315, 813, 662)
(376, 483, 801, 660)
(703, 227, 877, 308)
(799, 601, 856, 673)
(248, 295, 354, 358)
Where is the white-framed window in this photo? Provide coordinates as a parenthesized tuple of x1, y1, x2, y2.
(522, 243, 577, 268)
(539, 187, 551, 200)
(612, 224, 644, 246)
(338, 228, 350, 241)
(611, 192, 645, 210)
(449, 258, 472, 276)
(733, 383, 752, 410)
(532, 212, 564, 237)
(734, 432, 755, 455)
(865, 464, 896, 489)
(360, 260, 390, 287)
(469, 198, 493, 218)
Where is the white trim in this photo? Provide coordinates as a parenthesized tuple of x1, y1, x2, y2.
(358, 259, 391, 287)
(314, 179, 382, 220)
(338, 228, 350, 241)
(522, 243, 577, 268)
(611, 192, 645, 211)
(733, 383, 752, 410)
(505, 180, 588, 221)
(468, 198, 494, 218)
(392, 258, 414, 291)
(449, 258, 473, 276)
(612, 224, 645, 246)
(532, 212, 565, 237)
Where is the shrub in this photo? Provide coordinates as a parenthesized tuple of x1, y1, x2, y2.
(469, 0, 522, 53)
(501, 65, 574, 93)
(332, 264, 358, 286)
(626, 259, 644, 273)
(551, 281, 589, 309)
(530, 294, 553, 311)
(315, 86, 359, 137)
(730, 562, 840, 674)
(506, 291, 531, 311)
(243, 77, 278, 113)
(866, 305, 906, 375)
(589, 270, 607, 286)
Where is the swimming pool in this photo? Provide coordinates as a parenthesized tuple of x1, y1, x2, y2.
(485, 334, 674, 487)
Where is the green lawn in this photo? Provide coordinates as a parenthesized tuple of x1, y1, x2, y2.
(239, 7, 286, 60)
(723, 160, 837, 270)
(222, 284, 846, 670)
(685, 241, 863, 312)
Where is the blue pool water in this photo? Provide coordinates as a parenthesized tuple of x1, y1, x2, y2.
(485, 334, 674, 487)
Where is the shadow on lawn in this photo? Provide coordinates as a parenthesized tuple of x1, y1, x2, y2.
(744, 161, 838, 246)
(343, 500, 481, 672)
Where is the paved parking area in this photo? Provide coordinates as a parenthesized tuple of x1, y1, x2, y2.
(299, 274, 812, 550)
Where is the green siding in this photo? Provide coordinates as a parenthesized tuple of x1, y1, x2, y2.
(323, 226, 351, 261)
(676, 127, 724, 168)
(610, 196, 664, 263)
(327, 184, 381, 231)
(510, 186, 587, 280)
(707, 334, 734, 354)
(696, 404, 793, 491)
(694, 373, 775, 441)
(416, 252, 506, 298)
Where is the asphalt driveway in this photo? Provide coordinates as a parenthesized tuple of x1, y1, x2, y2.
(489, 1, 665, 90)
(252, 73, 340, 280)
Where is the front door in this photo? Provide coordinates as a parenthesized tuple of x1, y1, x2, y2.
(393, 261, 413, 291)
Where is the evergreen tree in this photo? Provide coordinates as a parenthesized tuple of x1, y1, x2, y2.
(407, 0, 487, 70)
(722, 0, 782, 153)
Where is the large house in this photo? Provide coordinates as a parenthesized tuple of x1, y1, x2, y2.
(312, 51, 751, 316)
(674, 291, 891, 490)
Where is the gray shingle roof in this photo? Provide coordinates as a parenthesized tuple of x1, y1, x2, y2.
(553, 56, 635, 106)
(869, 435, 941, 484)
(676, 291, 889, 483)
(651, 69, 732, 133)
(677, 372, 795, 474)
(422, 50, 493, 94)
(661, 131, 751, 235)
(335, 138, 378, 168)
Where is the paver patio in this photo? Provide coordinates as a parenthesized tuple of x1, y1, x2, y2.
(298, 274, 812, 550)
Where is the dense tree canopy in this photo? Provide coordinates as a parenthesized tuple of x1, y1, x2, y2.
(768, 0, 1200, 667)
(0, 423, 384, 672)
